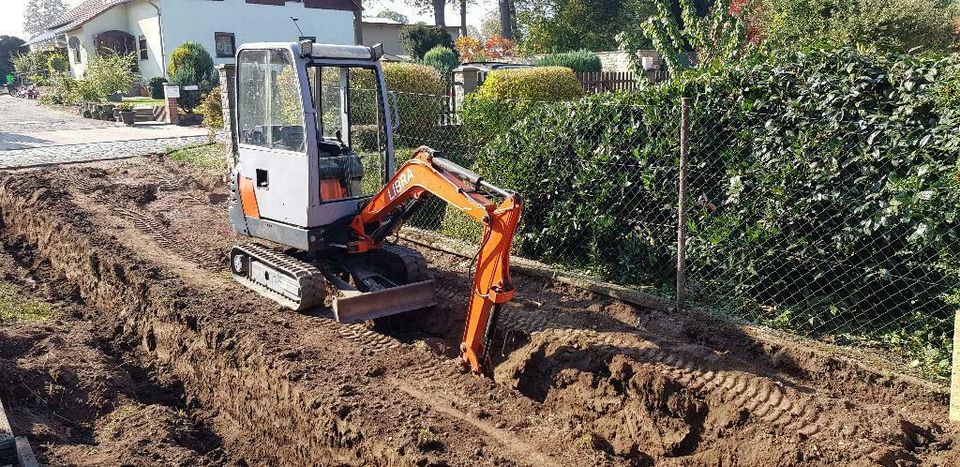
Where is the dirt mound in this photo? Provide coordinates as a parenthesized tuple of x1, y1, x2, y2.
(0, 157, 957, 466)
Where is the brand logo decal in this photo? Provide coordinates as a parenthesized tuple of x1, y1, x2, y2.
(388, 168, 414, 201)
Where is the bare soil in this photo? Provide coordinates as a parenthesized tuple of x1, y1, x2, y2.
(0, 155, 957, 466)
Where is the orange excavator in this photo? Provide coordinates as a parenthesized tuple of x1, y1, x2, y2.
(227, 40, 522, 375)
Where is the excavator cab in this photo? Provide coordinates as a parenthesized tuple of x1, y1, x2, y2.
(231, 41, 396, 250)
(228, 40, 523, 376)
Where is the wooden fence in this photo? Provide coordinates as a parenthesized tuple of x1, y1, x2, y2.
(576, 71, 640, 93)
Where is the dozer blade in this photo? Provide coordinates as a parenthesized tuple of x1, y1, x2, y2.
(333, 279, 437, 323)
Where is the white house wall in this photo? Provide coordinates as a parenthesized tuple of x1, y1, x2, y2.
(127, 0, 164, 79)
(65, 0, 161, 79)
(67, 5, 127, 77)
(159, 0, 356, 70)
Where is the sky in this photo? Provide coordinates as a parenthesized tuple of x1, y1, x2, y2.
(0, 0, 495, 39)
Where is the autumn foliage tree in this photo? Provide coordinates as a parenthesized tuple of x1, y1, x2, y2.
(455, 36, 487, 62)
(484, 34, 515, 59)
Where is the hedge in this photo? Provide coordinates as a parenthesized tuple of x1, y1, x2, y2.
(535, 49, 602, 72)
(460, 46, 960, 378)
(462, 66, 584, 148)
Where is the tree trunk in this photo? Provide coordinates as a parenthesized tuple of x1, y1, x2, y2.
(499, 0, 513, 39)
(433, 0, 446, 26)
(460, 0, 467, 37)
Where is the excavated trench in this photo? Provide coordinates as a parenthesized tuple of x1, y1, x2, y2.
(0, 159, 958, 466)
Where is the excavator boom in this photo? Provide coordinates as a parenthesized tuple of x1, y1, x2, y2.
(349, 147, 523, 376)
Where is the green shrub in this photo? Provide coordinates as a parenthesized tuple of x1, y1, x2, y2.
(46, 53, 68, 74)
(10, 49, 47, 77)
(475, 66, 583, 101)
(83, 52, 137, 100)
(462, 66, 583, 145)
(198, 87, 223, 140)
(168, 41, 216, 83)
(399, 23, 455, 60)
(423, 46, 459, 74)
(535, 50, 602, 72)
(40, 74, 77, 105)
(353, 124, 381, 152)
(149, 76, 168, 99)
(382, 62, 445, 148)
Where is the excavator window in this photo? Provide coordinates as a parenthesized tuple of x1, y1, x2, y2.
(236, 49, 306, 153)
(306, 65, 387, 199)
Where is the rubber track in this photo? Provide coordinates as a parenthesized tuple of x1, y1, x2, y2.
(232, 243, 327, 310)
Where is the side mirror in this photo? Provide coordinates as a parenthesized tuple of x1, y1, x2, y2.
(388, 91, 400, 131)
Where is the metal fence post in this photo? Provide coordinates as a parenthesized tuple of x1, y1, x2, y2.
(951, 309, 960, 422)
(677, 97, 690, 311)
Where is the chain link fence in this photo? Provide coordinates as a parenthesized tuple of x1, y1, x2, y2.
(385, 91, 959, 382)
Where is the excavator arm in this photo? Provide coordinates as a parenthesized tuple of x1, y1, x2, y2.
(349, 147, 523, 376)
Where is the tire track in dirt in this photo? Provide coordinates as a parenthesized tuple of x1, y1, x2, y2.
(495, 306, 827, 437)
(109, 207, 222, 269)
(390, 379, 562, 467)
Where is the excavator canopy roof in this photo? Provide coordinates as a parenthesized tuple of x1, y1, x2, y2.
(237, 41, 383, 62)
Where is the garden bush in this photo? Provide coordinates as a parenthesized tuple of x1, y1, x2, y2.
(462, 46, 960, 377)
(83, 52, 138, 101)
(149, 77, 168, 99)
(168, 41, 217, 112)
(461, 66, 584, 146)
(46, 53, 68, 74)
(381, 62, 444, 148)
(198, 87, 223, 140)
(423, 46, 459, 74)
(168, 41, 216, 82)
(534, 49, 602, 72)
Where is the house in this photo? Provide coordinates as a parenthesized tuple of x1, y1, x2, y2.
(361, 17, 459, 58)
(29, 0, 361, 80)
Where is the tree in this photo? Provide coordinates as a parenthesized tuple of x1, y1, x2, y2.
(758, 0, 958, 52)
(484, 34, 515, 58)
(407, 0, 450, 27)
(518, 0, 644, 53)
(0, 36, 26, 80)
(399, 23, 455, 60)
(620, 0, 746, 72)
(480, 10, 501, 40)
(168, 41, 216, 82)
(375, 9, 408, 24)
(499, 0, 514, 39)
(456, 35, 487, 61)
(23, 0, 68, 38)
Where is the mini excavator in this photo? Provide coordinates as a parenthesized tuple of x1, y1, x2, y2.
(227, 40, 522, 375)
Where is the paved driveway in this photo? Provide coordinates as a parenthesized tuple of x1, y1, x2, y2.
(0, 96, 207, 168)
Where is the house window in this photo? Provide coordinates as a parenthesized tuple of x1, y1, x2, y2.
(215, 32, 236, 58)
(138, 35, 148, 60)
(68, 36, 81, 64)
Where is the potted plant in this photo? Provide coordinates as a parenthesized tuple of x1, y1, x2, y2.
(118, 103, 136, 125)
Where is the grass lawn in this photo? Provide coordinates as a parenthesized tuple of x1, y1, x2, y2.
(167, 142, 228, 170)
(122, 96, 165, 108)
(0, 283, 54, 322)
